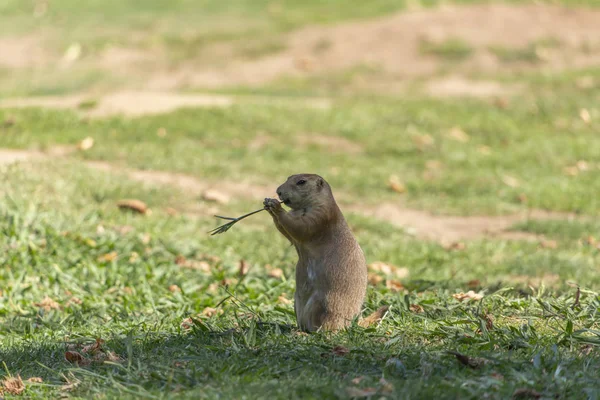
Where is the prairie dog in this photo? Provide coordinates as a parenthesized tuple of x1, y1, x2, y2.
(264, 174, 367, 332)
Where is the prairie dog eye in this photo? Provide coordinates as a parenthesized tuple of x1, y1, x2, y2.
(296, 179, 307, 185)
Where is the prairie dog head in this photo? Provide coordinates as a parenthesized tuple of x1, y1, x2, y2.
(276, 174, 333, 210)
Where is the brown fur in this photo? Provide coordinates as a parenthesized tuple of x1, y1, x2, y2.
(264, 174, 368, 332)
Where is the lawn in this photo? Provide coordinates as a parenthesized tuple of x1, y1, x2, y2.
(1, 0, 600, 399)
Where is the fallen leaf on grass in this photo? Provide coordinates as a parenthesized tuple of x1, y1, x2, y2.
(448, 127, 470, 142)
(26, 377, 43, 383)
(385, 280, 404, 292)
(169, 285, 181, 293)
(446, 351, 489, 369)
(512, 388, 542, 399)
(368, 273, 383, 285)
(81, 338, 104, 355)
(501, 175, 520, 188)
(277, 294, 292, 305)
(2, 375, 25, 395)
(202, 307, 222, 317)
(157, 127, 167, 137)
(452, 291, 483, 302)
(181, 318, 194, 330)
(65, 351, 89, 366)
(368, 262, 409, 278)
(268, 268, 284, 279)
(345, 387, 377, 397)
(467, 279, 481, 289)
(359, 306, 390, 327)
(176, 257, 211, 273)
(332, 346, 350, 356)
(98, 252, 118, 263)
(539, 239, 558, 249)
(387, 175, 406, 194)
(65, 297, 82, 307)
(351, 376, 364, 384)
(410, 304, 424, 313)
(579, 108, 591, 124)
(202, 190, 230, 204)
(117, 199, 148, 214)
(77, 137, 94, 151)
(34, 296, 60, 311)
(239, 259, 249, 276)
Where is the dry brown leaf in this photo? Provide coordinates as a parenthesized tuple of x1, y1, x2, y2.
(447, 351, 489, 369)
(157, 127, 167, 137)
(368, 262, 409, 278)
(493, 97, 509, 109)
(409, 304, 424, 313)
(368, 273, 384, 285)
(563, 166, 579, 176)
(117, 199, 148, 214)
(512, 388, 542, 399)
(448, 127, 470, 142)
(169, 285, 181, 293)
(97, 251, 118, 263)
(81, 338, 104, 355)
(277, 294, 292, 305)
(351, 376, 365, 385)
(26, 377, 43, 383)
(576, 160, 590, 171)
(181, 317, 193, 330)
(467, 279, 481, 289)
(387, 175, 406, 194)
(517, 193, 528, 203)
(452, 291, 484, 302)
(202, 307, 222, 317)
(345, 387, 377, 398)
(268, 268, 284, 279)
(540, 239, 558, 249)
(239, 259, 249, 276)
(2, 375, 25, 395)
(65, 351, 89, 365)
(105, 351, 124, 363)
(332, 346, 350, 356)
(177, 258, 211, 273)
(65, 297, 82, 307)
(385, 280, 404, 292)
(501, 175, 520, 188)
(77, 137, 94, 151)
(123, 287, 133, 295)
(579, 108, 591, 124)
(202, 190, 230, 204)
(359, 305, 389, 327)
(165, 207, 179, 216)
(34, 296, 60, 311)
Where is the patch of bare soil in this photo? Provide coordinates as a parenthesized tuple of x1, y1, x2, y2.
(83, 160, 580, 243)
(0, 92, 233, 118)
(424, 76, 521, 99)
(0, 35, 48, 68)
(0, 91, 331, 117)
(0, 148, 581, 242)
(171, 4, 600, 94)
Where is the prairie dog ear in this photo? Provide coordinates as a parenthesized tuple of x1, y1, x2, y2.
(317, 178, 324, 188)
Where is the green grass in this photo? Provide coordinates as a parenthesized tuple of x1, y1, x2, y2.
(0, 161, 599, 399)
(2, 0, 600, 398)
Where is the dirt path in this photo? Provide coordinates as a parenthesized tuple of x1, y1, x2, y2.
(1, 147, 581, 243)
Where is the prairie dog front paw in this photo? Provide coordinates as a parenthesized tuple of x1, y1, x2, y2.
(263, 198, 283, 215)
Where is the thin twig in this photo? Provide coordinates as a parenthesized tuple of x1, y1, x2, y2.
(208, 201, 282, 235)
